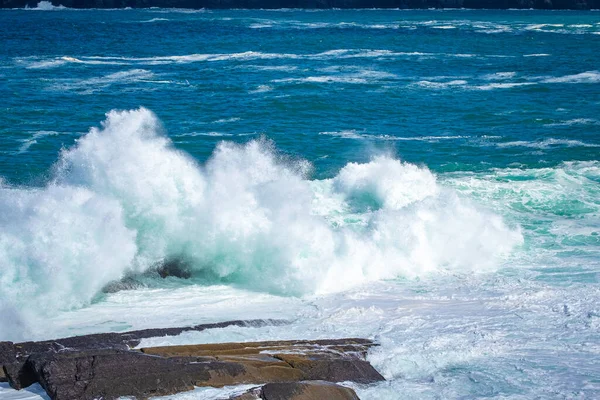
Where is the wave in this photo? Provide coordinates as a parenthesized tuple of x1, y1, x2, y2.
(320, 131, 470, 142)
(242, 19, 599, 35)
(15, 49, 512, 70)
(174, 131, 235, 137)
(412, 80, 468, 89)
(26, 1, 67, 10)
(139, 18, 171, 23)
(18, 56, 127, 69)
(496, 139, 600, 149)
(473, 82, 536, 90)
(249, 84, 273, 93)
(545, 118, 600, 127)
(17, 130, 61, 154)
(411, 70, 600, 91)
(273, 70, 396, 85)
(0, 108, 522, 340)
(49, 69, 156, 93)
(542, 71, 600, 84)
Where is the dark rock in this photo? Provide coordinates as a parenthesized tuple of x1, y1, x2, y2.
(1, 319, 288, 390)
(2, 337, 383, 400)
(101, 276, 146, 294)
(157, 258, 192, 279)
(101, 258, 192, 294)
(27, 349, 203, 400)
(230, 381, 361, 400)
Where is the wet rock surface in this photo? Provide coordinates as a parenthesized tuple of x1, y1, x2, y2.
(230, 381, 361, 400)
(0, 319, 287, 390)
(0, 325, 383, 400)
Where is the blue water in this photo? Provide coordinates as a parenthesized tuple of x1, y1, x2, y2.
(1, 6, 600, 400)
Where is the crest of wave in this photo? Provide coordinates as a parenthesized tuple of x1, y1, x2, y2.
(0, 108, 522, 339)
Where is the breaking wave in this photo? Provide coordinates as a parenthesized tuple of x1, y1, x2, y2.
(0, 108, 522, 339)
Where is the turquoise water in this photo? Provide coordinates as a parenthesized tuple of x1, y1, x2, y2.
(1, 6, 600, 399)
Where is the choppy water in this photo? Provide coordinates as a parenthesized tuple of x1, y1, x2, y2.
(1, 5, 599, 400)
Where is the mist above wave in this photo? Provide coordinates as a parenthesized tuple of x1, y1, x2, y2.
(0, 108, 522, 340)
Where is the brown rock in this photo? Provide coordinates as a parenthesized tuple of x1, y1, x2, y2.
(141, 338, 383, 385)
(230, 381, 361, 400)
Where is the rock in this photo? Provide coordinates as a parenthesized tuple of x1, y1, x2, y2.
(141, 338, 383, 387)
(27, 349, 202, 400)
(101, 276, 146, 294)
(156, 258, 192, 279)
(230, 387, 262, 399)
(102, 258, 192, 294)
(2, 337, 383, 400)
(230, 381, 360, 400)
(1, 319, 288, 390)
(261, 381, 360, 400)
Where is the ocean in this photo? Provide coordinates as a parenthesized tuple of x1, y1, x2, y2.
(0, 4, 599, 399)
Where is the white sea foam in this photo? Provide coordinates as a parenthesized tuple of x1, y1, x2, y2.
(0, 109, 522, 340)
(412, 80, 468, 89)
(319, 130, 364, 139)
(376, 135, 469, 141)
(273, 70, 396, 85)
(249, 85, 273, 93)
(140, 18, 170, 23)
(50, 69, 156, 93)
(496, 139, 600, 149)
(213, 117, 241, 124)
(21, 48, 508, 69)
(17, 131, 60, 154)
(174, 132, 234, 137)
(545, 118, 600, 127)
(542, 71, 600, 83)
(27, 1, 66, 10)
(473, 82, 536, 90)
(20, 56, 127, 69)
(482, 72, 517, 80)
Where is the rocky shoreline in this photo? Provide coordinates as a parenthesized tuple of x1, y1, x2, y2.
(1, 319, 384, 399)
(1, 0, 599, 9)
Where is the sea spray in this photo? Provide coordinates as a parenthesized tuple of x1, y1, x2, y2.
(0, 108, 522, 340)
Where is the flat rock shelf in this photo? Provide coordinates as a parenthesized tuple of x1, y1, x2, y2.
(0, 320, 384, 400)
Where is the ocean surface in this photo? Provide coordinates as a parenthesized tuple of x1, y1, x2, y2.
(1, 4, 600, 399)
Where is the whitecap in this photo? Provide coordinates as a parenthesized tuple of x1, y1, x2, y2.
(213, 118, 241, 124)
(542, 71, 600, 84)
(496, 139, 600, 149)
(17, 131, 60, 154)
(482, 72, 517, 80)
(319, 130, 364, 139)
(412, 80, 468, 89)
(473, 82, 536, 90)
(27, 1, 66, 10)
(249, 85, 273, 93)
(140, 18, 170, 23)
(545, 118, 600, 127)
